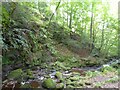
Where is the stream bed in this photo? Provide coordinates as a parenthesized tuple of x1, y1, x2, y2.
(2, 58, 119, 89)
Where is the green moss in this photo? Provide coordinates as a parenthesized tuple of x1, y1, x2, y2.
(42, 78, 56, 88)
(7, 69, 23, 79)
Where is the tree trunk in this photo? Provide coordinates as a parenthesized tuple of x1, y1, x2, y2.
(49, 0, 61, 26)
(89, 3, 94, 52)
(69, 3, 73, 29)
(118, 2, 120, 57)
(100, 22, 105, 50)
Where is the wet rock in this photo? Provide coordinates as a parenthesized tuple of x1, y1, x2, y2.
(20, 83, 31, 88)
(42, 78, 56, 88)
(7, 69, 23, 80)
(39, 76, 44, 80)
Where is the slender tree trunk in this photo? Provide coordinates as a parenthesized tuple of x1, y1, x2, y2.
(100, 22, 105, 50)
(89, 3, 93, 52)
(49, 0, 61, 26)
(67, 1, 69, 27)
(92, 28, 95, 49)
(118, 2, 120, 57)
(69, 3, 73, 29)
(67, 13, 69, 27)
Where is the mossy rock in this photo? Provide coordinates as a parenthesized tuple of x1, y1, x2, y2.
(55, 71, 63, 80)
(42, 78, 56, 88)
(56, 83, 64, 88)
(7, 69, 23, 80)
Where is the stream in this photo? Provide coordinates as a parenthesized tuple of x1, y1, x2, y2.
(2, 57, 119, 89)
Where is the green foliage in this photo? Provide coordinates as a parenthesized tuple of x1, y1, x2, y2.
(2, 1, 118, 67)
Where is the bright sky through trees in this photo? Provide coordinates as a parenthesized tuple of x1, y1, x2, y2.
(109, 0, 119, 18)
(47, 0, 119, 18)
